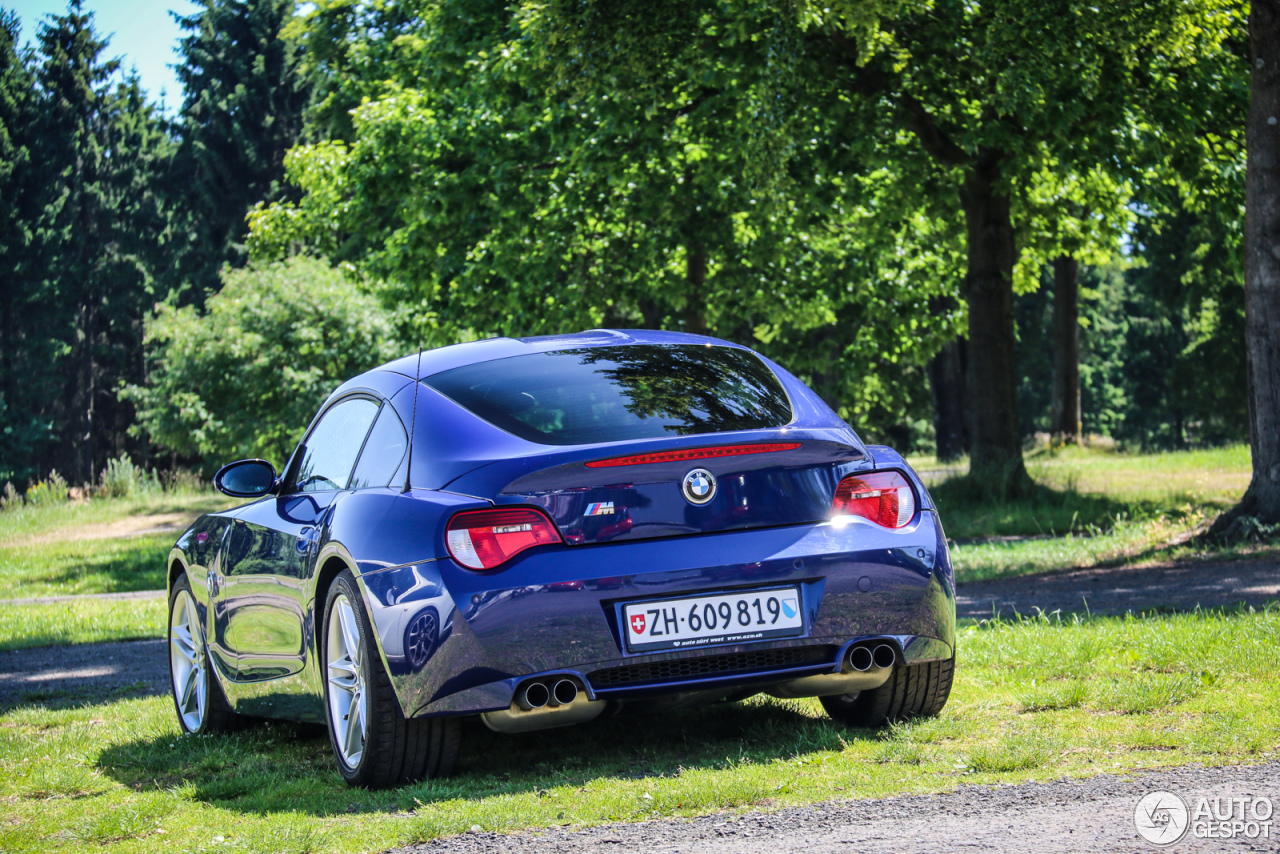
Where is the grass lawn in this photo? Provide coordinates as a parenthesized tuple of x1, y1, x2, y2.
(0, 492, 232, 650)
(1, 607, 1276, 852)
(0, 598, 166, 651)
(0, 493, 235, 601)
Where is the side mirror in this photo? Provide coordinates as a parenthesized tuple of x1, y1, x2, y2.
(214, 459, 279, 498)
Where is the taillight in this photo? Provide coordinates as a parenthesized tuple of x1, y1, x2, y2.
(831, 471, 916, 528)
(446, 508, 562, 570)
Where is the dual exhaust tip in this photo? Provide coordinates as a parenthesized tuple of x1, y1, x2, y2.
(518, 677, 580, 710)
(848, 643, 897, 673)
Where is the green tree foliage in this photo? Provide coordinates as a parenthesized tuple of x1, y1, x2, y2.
(248, 0, 964, 448)
(123, 257, 398, 467)
(171, 0, 309, 295)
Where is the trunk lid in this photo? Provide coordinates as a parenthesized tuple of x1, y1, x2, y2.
(444, 431, 870, 545)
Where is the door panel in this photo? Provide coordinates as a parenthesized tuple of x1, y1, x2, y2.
(211, 395, 381, 684)
(220, 496, 328, 681)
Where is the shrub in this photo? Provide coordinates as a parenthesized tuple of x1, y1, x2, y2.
(122, 257, 399, 468)
(98, 456, 162, 499)
(24, 471, 69, 507)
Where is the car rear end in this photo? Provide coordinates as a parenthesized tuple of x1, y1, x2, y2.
(365, 334, 954, 730)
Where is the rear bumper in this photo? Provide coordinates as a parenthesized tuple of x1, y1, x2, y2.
(357, 510, 955, 718)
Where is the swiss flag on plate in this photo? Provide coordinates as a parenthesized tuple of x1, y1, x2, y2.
(630, 614, 646, 634)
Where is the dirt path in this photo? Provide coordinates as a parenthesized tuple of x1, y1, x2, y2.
(390, 762, 1280, 854)
(3, 510, 200, 548)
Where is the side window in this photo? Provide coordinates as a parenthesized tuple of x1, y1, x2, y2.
(350, 404, 409, 489)
(294, 397, 380, 493)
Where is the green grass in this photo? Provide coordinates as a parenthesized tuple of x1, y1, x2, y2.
(0, 598, 165, 651)
(0, 493, 234, 600)
(0, 492, 232, 545)
(1, 607, 1276, 852)
(0, 535, 174, 599)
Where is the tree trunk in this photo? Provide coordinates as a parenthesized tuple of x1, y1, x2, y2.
(928, 308, 969, 463)
(958, 151, 1032, 494)
(1050, 255, 1082, 446)
(1214, 0, 1280, 533)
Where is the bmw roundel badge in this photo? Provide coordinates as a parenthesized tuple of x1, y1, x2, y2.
(682, 468, 717, 505)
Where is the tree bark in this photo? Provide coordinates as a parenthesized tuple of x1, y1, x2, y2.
(1214, 0, 1280, 533)
(958, 151, 1032, 493)
(684, 243, 708, 336)
(1050, 254, 1083, 446)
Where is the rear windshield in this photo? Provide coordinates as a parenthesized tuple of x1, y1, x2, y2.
(425, 344, 793, 445)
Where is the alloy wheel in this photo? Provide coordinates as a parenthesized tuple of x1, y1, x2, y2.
(326, 595, 368, 768)
(169, 588, 208, 732)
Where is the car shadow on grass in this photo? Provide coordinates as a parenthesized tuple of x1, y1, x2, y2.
(95, 697, 872, 816)
(930, 476, 1202, 540)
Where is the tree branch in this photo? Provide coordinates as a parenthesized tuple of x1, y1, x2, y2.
(818, 32, 970, 168)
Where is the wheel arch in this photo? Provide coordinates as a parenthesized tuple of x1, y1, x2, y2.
(313, 548, 356, 656)
(167, 548, 189, 596)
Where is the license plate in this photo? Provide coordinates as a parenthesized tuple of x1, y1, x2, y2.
(623, 587, 804, 652)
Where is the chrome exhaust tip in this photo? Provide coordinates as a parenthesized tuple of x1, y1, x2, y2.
(521, 681, 550, 709)
(552, 679, 579, 706)
(848, 645, 874, 672)
(872, 644, 896, 669)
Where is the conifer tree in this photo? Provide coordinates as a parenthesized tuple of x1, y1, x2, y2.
(172, 0, 309, 293)
(0, 10, 43, 484)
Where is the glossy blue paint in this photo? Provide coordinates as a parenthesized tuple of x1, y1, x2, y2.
(165, 330, 956, 734)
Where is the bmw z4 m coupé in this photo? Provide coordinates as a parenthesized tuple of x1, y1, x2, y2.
(166, 330, 955, 788)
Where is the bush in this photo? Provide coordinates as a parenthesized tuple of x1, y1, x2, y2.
(24, 471, 69, 507)
(98, 455, 162, 499)
(122, 257, 400, 468)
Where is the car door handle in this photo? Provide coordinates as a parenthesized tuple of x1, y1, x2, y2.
(207, 569, 220, 596)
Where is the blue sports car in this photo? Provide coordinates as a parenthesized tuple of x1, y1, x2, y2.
(166, 330, 955, 788)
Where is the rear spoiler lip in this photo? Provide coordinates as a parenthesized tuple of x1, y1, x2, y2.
(440, 428, 868, 498)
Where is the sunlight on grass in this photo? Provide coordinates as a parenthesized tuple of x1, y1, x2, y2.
(0, 534, 174, 598)
(1, 608, 1276, 853)
(0, 598, 165, 651)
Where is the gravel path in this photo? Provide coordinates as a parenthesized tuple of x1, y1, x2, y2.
(390, 762, 1280, 854)
(957, 555, 1280, 620)
(0, 638, 167, 710)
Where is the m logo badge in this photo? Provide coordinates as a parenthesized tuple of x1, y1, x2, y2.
(682, 468, 717, 505)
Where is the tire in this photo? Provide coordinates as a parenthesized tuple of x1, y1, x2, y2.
(168, 574, 239, 734)
(322, 571, 461, 788)
(820, 655, 955, 728)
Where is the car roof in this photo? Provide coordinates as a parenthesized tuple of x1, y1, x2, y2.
(368, 329, 748, 384)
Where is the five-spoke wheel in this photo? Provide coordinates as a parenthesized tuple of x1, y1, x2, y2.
(322, 571, 461, 788)
(326, 594, 368, 767)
